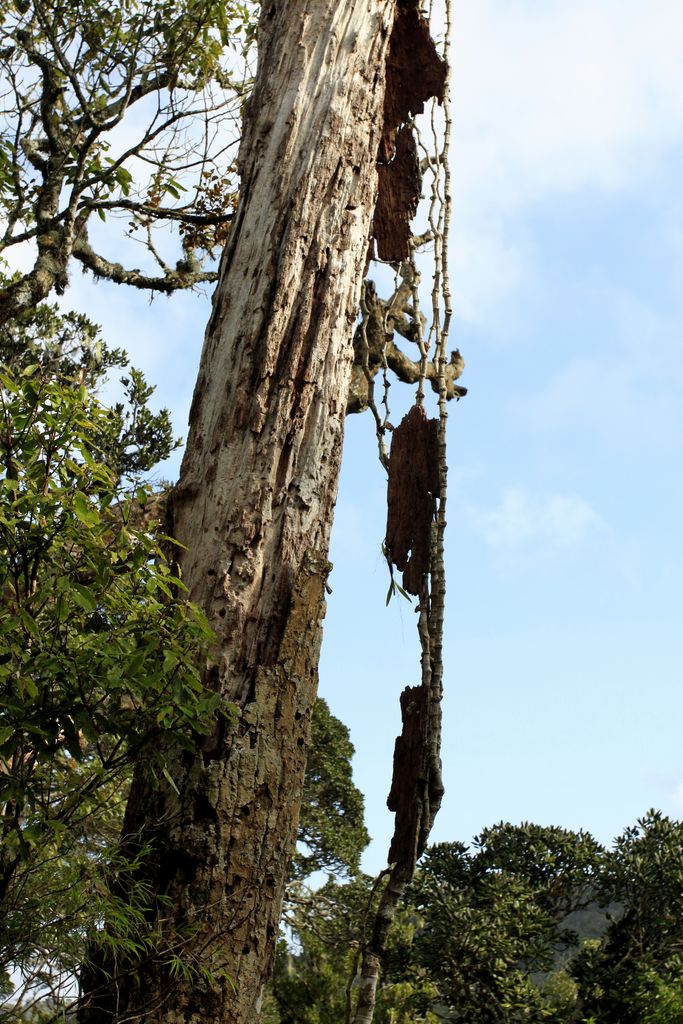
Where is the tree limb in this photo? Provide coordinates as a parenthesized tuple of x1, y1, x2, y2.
(71, 232, 218, 292)
(346, 275, 466, 415)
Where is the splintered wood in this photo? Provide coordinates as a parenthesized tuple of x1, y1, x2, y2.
(370, 0, 447, 262)
(385, 403, 439, 596)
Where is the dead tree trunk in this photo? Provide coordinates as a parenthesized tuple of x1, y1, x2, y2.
(79, 1, 396, 1022)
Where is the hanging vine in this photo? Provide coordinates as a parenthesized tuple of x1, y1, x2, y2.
(348, 0, 459, 1019)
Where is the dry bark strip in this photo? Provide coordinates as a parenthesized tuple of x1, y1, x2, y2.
(79, 2, 397, 1023)
(387, 683, 443, 873)
(385, 403, 440, 596)
(370, 0, 447, 262)
(373, 125, 421, 262)
(352, 402, 446, 1024)
(352, 6, 451, 1000)
(353, 678, 445, 1024)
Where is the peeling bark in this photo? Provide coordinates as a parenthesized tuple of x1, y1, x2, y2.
(385, 404, 439, 596)
(373, 125, 420, 262)
(369, 0, 447, 262)
(79, 2, 396, 1022)
(382, 0, 447, 142)
(387, 684, 443, 870)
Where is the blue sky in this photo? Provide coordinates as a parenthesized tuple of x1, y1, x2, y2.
(42, 0, 683, 869)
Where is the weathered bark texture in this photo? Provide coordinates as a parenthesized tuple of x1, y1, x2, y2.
(79, 2, 396, 1022)
(373, 125, 421, 262)
(387, 683, 443, 870)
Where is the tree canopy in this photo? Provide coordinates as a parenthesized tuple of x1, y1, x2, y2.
(0, 347, 220, 1016)
(0, 0, 256, 324)
(272, 815, 683, 1024)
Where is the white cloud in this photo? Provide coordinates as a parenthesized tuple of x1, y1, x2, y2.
(456, 0, 683, 197)
(464, 487, 601, 550)
(451, 0, 683, 319)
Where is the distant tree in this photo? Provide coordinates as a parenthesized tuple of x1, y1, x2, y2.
(273, 824, 606, 1024)
(418, 826, 603, 1021)
(274, 876, 373, 1024)
(572, 810, 683, 1024)
(0, 0, 256, 324)
(474, 821, 604, 922)
(274, 816, 683, 1024)
(293, 698, 369, 882)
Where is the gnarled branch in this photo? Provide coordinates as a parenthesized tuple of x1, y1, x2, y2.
(346, 272, 466, 415)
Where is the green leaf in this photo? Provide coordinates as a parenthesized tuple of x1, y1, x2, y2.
(79, 445, 96, 469)
(162, 765, 180, 795)
(18, 607, 40, 638)
(72, 490, 100, 527)
(72, 582, 97, 612)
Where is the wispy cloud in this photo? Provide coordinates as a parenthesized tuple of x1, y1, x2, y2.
(452, 0, 683, 319)
(464, 487, 601, 551)
(517, 286, 683, 452)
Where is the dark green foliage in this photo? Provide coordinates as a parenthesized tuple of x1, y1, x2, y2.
(404, 828, 604, 1024)
(636, 966, 683, 1024)
(294, 698, 370, 881)
(273, 702, 370, 1021)
(274, 876, 375, 1024)
(273, 827, 607, 1024)
(572, 811, 683, 1023)
(274, 817, 683, 1024)
(475, 822, 604, 922)
(275, 881, 442, 1024)
(0, 283, 180, 481)
(0, 361, 224, 1016)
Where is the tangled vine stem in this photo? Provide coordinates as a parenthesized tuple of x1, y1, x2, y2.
(350, 0, 457, 1020)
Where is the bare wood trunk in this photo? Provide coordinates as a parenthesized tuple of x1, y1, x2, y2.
(79, 2, 395, 1022)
